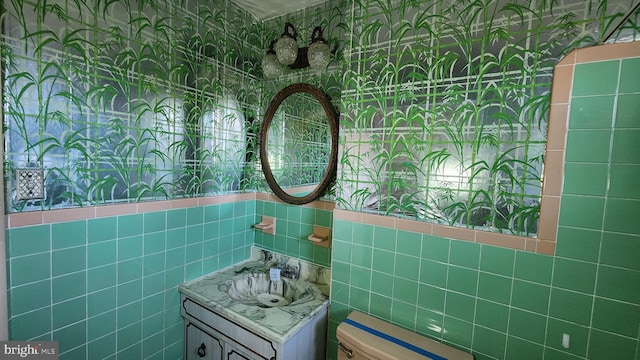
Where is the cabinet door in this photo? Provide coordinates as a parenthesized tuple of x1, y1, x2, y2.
(186, 322, 224, 360)
(226, 349, 252, 360)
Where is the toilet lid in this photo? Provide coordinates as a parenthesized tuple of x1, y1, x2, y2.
(336, 311, 474, 360)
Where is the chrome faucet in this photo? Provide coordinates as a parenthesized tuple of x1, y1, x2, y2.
(278, 262, 300, 280)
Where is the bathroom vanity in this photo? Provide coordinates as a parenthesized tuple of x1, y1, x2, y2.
(179, 250, 330, 360)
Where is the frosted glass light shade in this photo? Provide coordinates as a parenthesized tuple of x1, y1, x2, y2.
(308, 40, 330, 70)
(262, 53, 283, 78)
(274, 35, 298, 65)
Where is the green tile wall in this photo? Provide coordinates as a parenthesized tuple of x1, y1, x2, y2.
(253, 199, 332, 267)
(6, 200, 254, 359)
(328, 56, 640, 360)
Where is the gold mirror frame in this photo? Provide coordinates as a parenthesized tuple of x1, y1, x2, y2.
(260, 83, 339, 205)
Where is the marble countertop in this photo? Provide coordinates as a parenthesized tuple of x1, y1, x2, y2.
(179, 249, 330, 343)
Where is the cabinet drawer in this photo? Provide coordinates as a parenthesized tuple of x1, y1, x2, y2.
(182, 297, 277, 360)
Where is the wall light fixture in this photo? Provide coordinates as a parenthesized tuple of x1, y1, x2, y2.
(262, 22, 331, 78)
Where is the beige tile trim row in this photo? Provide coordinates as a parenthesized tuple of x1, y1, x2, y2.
(334, 209, 541, 253)
(6, 192, 336, 229)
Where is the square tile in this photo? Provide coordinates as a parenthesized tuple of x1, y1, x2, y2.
(472, 326, 506, 360)
(88, 240, 117, 269)
(449, 240, 480, 269)
(549, 288, 593, 326)
(349, 287, 370, 311)
(611, 129, 640, 164)
(10, 280, 51, 315)
(88, 265, 116, 292)
(372, 248, 395, 274)
(11, 253, 51, 286)
(555, 226, 601, 262)
(88, 310, 116, 339)
(568, 95, 615, 129)
(352, 223, 374, 246)
(604, 198, 640, 234)
(609, 164, 640, 200)
(509, 309, 547, 344)
(8, 225, 50, 257)
(591, 297, 640, 338)
(562, 163, 608, 196)
(421, 235, 450, 262)
(391, 301, 417, 330)
(369, 294, 392, 319)
(419, 259, 447, 288)
(552, 258, 597, 294)
(53, 297, 86, 329)
(52, 221, 87, 249)
(88, 287, 116, 317)
(416, 308, 443, 338)
(514, 251, 553, 284)
(596, 265, 640, 304)
(600, 231, 640, 270)
(565, 129, 611, 163)
(396, 230, 422, 255)
(395, 254, 419, 281)
(446, 266, 478, 296)
(510, 280, 550, 314)
(442, 317, 472, 348)
(474, 299, 509, 332)
(373, 226, 397, 251)
(393, 277, 418, 303)
(143, 211, 166, 233)
(118, 214, 144, 238)
(351, 244, 372, 268)
(572, 60, 619, 96)
(371, 271, 393, 297)
(88, 217, 118, 243)
(619, 57, 640, 93)
(350, 266, 371, 290)
(118, 235, 143, 261)
(558, 195, 605, 230)
(477, 273, 512, 304)
(10, 307, 52, 342)
(444, 292, 475, 322)
(52, 246, 86, 276)
(479, 245, 515, 277)
(52, 272, 86, 303)
(118, 279, 142, 306)
(588, 329, 637, 360)
(505, 336, 544, 360)
(417, 284, 445, 313)
(615, 94, 640, 128)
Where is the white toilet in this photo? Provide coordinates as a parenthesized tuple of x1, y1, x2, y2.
(337, 311, 474, 360)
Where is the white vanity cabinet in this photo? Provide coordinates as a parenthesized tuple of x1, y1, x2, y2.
(181, 295, 329, 360)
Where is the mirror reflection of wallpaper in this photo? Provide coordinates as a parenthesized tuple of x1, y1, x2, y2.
(1, 0, 263, 212)
(337, 0, 640, 237)
(267, 92, 332, 190)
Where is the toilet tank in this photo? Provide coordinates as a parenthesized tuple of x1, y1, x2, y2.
(336, 311, 474, 360)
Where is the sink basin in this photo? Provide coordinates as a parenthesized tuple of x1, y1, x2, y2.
(221, 273, 316, 307)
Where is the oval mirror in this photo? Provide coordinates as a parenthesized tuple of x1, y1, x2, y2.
(260, 83, 338, 205)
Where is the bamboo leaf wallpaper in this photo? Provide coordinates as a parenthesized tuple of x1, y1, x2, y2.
(2, 0, 265, 212)
(2, 0, 636, 238)
(337, 0, 639, 237)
